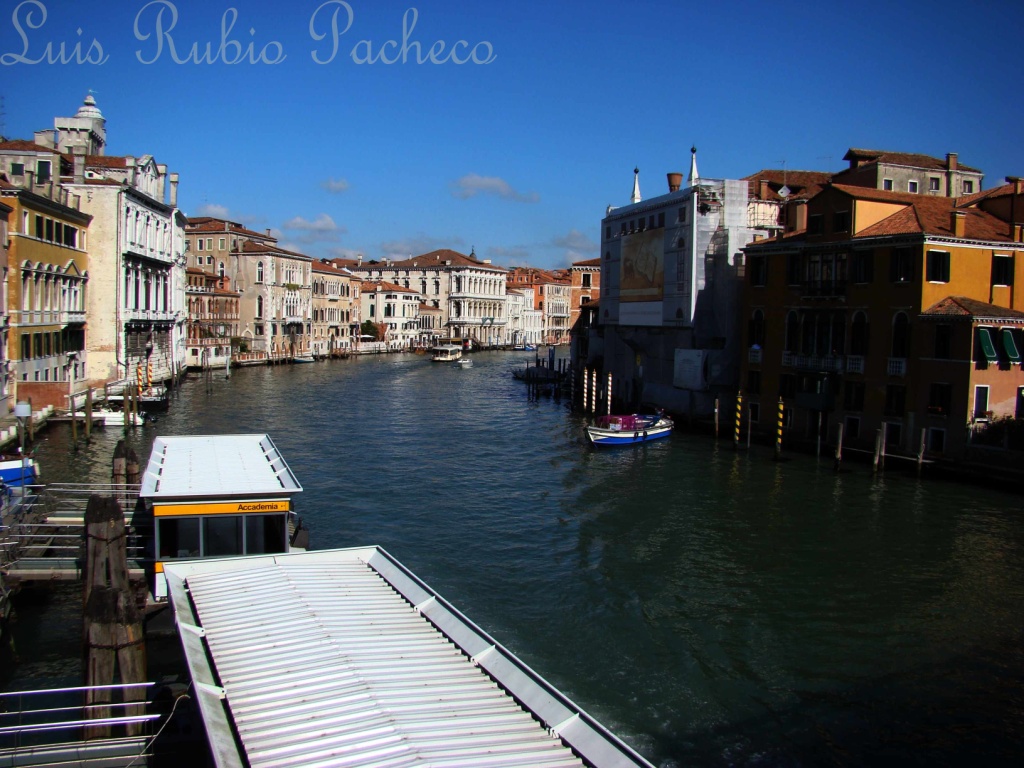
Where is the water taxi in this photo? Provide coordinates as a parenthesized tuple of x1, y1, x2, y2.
(430, 344, 462, 362)
(138, 434, 306, 601)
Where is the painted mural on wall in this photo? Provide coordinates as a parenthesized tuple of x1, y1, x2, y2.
(620, 228, 664, 302)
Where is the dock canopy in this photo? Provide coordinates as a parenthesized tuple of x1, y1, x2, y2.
(165, 547, 654, 768)
(140, 434, 302, 500)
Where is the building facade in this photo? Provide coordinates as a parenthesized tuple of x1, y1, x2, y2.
(43, 96, 187, 388)
(594, 159, 755, 415)
(1, 181, 90, 410)
(568, 258, 601, 332)
(740, 179, 1024, 459)
(185, 269, 239, 370)
(359, 281, 421, 350)
(350, 249, 508, 347)
(311, 260, 357, 357)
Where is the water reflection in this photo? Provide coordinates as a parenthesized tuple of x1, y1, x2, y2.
(7, 354, 1024, 766)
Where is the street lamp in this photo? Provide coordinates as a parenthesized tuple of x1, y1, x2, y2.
(14, 401, 31, 492)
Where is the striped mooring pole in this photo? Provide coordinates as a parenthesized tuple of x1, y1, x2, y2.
(774, 397, 784, 459)
(733, 390, 743, 448)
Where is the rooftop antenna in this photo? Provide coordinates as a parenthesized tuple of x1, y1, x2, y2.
(776, 159, 790, 198)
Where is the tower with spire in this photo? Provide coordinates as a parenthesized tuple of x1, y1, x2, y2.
(630, 167, 642, 204)
(687, 146, 699, 186)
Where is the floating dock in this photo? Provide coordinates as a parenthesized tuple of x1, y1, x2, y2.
(165, 547, 654, 768)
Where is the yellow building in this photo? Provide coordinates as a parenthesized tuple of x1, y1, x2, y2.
(741, 179, 1024, 460)
(1, 180, 90, 411)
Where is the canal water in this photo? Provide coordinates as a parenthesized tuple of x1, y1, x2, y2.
(4, 351, 1024, 767)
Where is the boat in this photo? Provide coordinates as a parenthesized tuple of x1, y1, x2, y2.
(0, 456, 40, 488)
(455, 357, 473, 368)
(70, 408, 144, 427)
(524, 344, 537, 351)
(585, 412, 674, 446)
(293, 354, 315, 364)
(431, 344, 462, 362)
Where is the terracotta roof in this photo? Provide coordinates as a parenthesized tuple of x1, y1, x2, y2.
(742, 169, 833, 201)
(186, 217, 274, 240)
(362, 279, 416, 293)
(571, 258, 602, 267)
(239, 240, 311, 260)
(841, 148, 982, 174)
(312, 260, 350, 276)
(85, 155, 127, 169)
(0, 139, 64, 155)
(848, 190, 1014, 242)
(369, 249, 504, 270)
(921, 296, 1024, 321)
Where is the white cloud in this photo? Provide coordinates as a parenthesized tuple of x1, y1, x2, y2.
(283, 213, 341, 232)
(196, 203, 230, 218)
(552, 229, 597, 252)
(280, 213, 346, 245)
(321, 178, 350, 193)
(450, 174, 539, 203)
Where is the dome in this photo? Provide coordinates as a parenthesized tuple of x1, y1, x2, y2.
(75, 94, 104, 121)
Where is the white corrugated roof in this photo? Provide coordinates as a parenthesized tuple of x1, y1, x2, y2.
(139, 434, 302, 499)
(165, 548, 653, 768)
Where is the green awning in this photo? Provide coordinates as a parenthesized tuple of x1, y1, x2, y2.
(1001, 328, 1021, 363)
(978, 327, 998, 362)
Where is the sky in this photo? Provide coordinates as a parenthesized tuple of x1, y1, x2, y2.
(3, 0, 1023, 269)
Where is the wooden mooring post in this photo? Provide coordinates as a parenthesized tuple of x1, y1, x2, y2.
(834, 422, 844, 471)
(83, 494, 146, 739)
(85, 388, 93, 441)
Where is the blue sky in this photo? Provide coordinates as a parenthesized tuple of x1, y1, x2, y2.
(4, 0, 1023, 269)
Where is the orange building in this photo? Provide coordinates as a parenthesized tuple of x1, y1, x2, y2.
(568, 258, 600, 331)
(740, 179, 1024, 459)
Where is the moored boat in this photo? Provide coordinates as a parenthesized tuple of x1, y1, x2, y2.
(585, 412, 673, 446)
(0, 456, 40, 488)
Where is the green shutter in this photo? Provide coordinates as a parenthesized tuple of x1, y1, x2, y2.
(1001, 328, 1021, 363)
(978, 327, 998, 362)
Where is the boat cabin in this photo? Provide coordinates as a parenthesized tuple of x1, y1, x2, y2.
(138, 434, 303, 600)
(430, 344, 462, 362)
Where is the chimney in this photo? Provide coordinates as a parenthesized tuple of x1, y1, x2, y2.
(72, 146, 85, 184)
(266, 228, 271, 236)
(125, 156, 136, 186)
(946, 153, 958, 171)
(169, 172, 179, 207)
(667, 172, 682, 193)
(759, 178, 769, 200)
(951, 210, 966, 238)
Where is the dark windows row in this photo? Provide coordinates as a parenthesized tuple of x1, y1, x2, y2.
(750, 250, 1013, 288)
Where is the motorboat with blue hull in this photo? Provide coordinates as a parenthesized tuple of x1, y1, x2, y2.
(585, 412, 674, 446)
(0, 457, 39, 488)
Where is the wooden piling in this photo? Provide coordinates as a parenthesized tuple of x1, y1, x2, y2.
(873, 429, 883, 473)
(85, 388, 93, 441)
(714, 398, 720, 439)
(83, 493, 146, 737)
(880, 423, 887, 470)
(834, 422, 844, 471)
(917, 427, 926, 474)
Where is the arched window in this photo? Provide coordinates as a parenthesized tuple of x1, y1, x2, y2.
(256, 262, 264, 283)
(891, 312, 910, 358)
(256, 295, 264, 319)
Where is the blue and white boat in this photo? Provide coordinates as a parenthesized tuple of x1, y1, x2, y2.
(0, 456, 39, 488)
(585, 412, 673, 446)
